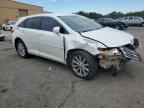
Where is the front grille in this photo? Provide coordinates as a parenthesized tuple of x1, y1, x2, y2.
(120, 47, 139, 60)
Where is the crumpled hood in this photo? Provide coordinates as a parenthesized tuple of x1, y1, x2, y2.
(81, 27, 134, 48)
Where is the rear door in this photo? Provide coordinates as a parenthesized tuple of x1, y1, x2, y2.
(128, 16, 134, 25)
(18, 17, 42, 54)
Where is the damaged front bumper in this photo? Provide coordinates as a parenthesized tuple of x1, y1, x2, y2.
(120, 46, 142, 62)
(98, 43, 142, 70)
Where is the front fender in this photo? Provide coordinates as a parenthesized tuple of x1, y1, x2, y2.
(65, 37, 100, 58)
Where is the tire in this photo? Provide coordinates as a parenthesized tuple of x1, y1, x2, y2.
(69, 50, 98, 80)
(16, 40, 29, 58)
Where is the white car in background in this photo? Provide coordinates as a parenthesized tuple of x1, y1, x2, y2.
(12, 14, 142, 80)
(117, 16, 144, 27)
(2, 21, 16, 31)
(0, 29, 5, 41)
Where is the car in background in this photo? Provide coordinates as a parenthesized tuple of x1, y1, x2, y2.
(2, 21, 16, 31)
(117, 16, 144, 27)
(115, 18, 129, 27)
(12, 14, 141, 80)
(96, 18, 128, 30)
(0, 29, 5, 41)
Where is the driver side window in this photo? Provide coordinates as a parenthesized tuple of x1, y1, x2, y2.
(41, 17, 65, 33)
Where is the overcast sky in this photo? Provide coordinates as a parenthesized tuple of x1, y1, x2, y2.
(16, 0, 144, 14)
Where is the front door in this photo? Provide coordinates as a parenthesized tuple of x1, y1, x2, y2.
(38, 17, 65, 63)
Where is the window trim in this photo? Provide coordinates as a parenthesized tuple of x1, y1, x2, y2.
(18, 16, 69, 34)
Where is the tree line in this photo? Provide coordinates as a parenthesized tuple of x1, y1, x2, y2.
(75, 11, 144, 19)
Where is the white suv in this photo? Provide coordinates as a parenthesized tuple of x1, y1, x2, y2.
(118, 16, 144, 27)
(12, 14, 141, 80)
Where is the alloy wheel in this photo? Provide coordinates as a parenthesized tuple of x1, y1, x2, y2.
(72, 55, 90, 77)
(17, 42, 26, 57)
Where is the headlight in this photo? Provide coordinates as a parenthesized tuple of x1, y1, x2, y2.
(99, 48, 121, 56)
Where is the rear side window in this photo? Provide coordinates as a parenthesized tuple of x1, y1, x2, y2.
(18, 20, 26, 27)
(18, 17, 42, 29)
(25, 17, 41, 29)
(41, 17, 62, 32)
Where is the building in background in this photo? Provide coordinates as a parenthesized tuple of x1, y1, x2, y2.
(0, 0, 44, 24)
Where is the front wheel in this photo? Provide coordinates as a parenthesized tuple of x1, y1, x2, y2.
(16, 40, 29, 58)
(69, 51, 98, 80)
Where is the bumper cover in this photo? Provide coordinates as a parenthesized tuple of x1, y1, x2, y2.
(98, 42, 142, 70)
(120, 47, 142, 62)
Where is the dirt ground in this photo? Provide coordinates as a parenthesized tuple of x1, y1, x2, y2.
(0, 27, 144, 108)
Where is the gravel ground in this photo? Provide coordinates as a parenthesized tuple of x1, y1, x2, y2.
(0, 27, 144, 108)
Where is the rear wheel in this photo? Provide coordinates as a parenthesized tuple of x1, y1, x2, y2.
(69, 50, 98, 80)
(16, 40, 29, 58)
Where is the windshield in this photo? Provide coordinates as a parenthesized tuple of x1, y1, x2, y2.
(58, 15, 102, 33)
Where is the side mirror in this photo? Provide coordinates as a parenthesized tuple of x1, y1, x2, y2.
(53, 27, 60, 34)
(53, 27, 66, 34)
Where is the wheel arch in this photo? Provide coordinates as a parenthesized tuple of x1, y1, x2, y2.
(15, 38, 25, 51)
(66, 48, 94, 66)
